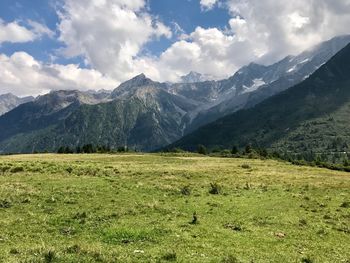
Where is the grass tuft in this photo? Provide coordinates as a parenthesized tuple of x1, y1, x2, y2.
(43, 250, 56, 263)
(162, 251, 177, 261)
(209, 183, 221, 195)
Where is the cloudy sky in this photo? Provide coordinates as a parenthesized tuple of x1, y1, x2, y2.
(1, 0, 350, 96)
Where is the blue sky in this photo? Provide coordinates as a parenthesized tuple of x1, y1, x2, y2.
(146, 0, 230, 55)
(0, 0, 230, 65)
(0, 0, 59, 61)
(0, 0, 349, 96)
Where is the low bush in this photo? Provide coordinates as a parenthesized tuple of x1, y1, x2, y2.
(209, 183, 221, 195)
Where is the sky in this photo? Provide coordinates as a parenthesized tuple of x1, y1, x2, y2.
(0, 0, 350, 96)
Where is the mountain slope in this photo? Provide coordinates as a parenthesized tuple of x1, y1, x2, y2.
(0, 77, 197, 153)
(0, 90, 111, 147)
(52, 86, 197, 151)
(0, 93, 34, 116)
(187, 35, 350, 133)
(168, 43, 350, 154)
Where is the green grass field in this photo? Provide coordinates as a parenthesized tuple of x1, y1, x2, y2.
(0, 154, 349, 263)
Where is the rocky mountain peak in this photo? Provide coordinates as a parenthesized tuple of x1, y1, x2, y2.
(180, 71, 213, 83)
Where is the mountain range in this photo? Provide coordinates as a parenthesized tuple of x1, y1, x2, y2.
(0, 35, 349, 153)
(169, 43, 350, 157)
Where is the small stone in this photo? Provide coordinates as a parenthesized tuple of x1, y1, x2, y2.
(275, 232, 286, 238)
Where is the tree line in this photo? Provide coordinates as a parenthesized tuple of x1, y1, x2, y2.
(57, 144, 129, 154)
(169, 144, 350, 172)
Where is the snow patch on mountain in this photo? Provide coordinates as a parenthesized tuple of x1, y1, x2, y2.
(242, 79, 266, 94)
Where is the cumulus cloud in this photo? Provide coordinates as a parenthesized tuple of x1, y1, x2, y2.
(0, 52, 116, 97)
(0, 20, 35, 44)
(225, 0, 350, 63)
(146, 0, 350, 81)
(0, 19, 53, 44)
(154, 27, 246, 80)
(57, 0, 172, 83)
(200, 0, 218, 10)
(129, 24, 260, 82)
(2, 0, 350, 96)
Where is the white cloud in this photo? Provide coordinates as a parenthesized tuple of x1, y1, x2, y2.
(225, 0, 350, 63)
(200, 0, 218, 10)
(0, 52, 116, 97)
(57, 0, 172, 83)
(0, 20, 35, 44)
(156, 27, 239, 80)
(148, 0, 350, 81)
(132, 25, 259, 82)
(2, 0, 350, 96)
(0, 19, 53, 44)
(27, 20, 55, 39)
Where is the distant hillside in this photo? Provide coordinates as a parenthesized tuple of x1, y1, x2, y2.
(0, 36, 349, 153)
(0, 77, 197, 153)
(168, 43, 350, 157)
(187, 35, 350, 132)
(0, 93, 34, 116)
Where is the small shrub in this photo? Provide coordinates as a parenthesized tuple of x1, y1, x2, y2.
(301, 256, 314, 263)
(191, 212, 198, 224)
(66, 244, 81, 254)
(340, 201, 350, 208)
(9, 248, 19, 255)
(73, 212, 87, 224)
(43, 250, 56, 263)
(241, 164, 251, 169)
(0, 199, 12, 208)
(224, 223, 242, 232)
(21, 198, 31, 204)
(162, 252, 177, 261)
(180, 186, 191, 196)
(221, 255, 240, 263)
(243, 182, 251, 190)
(73, 212, 87, 220)
(60, 227, 76, 236)
(316, 228, 327, 236)
(46, 196, 57, 204)
(0, 165, 11, 175)
(299, 219, 307, 226)
(10, 166, 24, 173)
(209, 183, 221, 195)
(323, 214, 332, 220)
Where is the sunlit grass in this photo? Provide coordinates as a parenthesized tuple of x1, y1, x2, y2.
(0, 154, 349, 262)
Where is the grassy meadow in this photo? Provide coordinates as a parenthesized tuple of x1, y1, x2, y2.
(0, 153, 349, 262)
